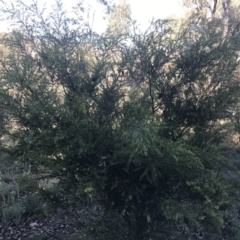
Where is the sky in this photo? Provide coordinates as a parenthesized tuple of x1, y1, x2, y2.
(0, 0, 186, 33)
(130, 0, 185, 29)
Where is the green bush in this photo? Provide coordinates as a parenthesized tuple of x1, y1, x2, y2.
(17, 172, 37, 192)
(0, 0, 240, 238)
(1, 203, 23, 226)
(23, 194, 44, 217)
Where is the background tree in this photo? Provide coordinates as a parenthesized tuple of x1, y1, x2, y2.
(106, 0, 132, 37)
(182, 0, 240, 35)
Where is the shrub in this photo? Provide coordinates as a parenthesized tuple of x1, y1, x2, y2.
(1, 203, 23, 226)
(0, 0, 240, 238)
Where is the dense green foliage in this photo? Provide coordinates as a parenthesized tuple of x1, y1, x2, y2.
(0, 0, 240, 239)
